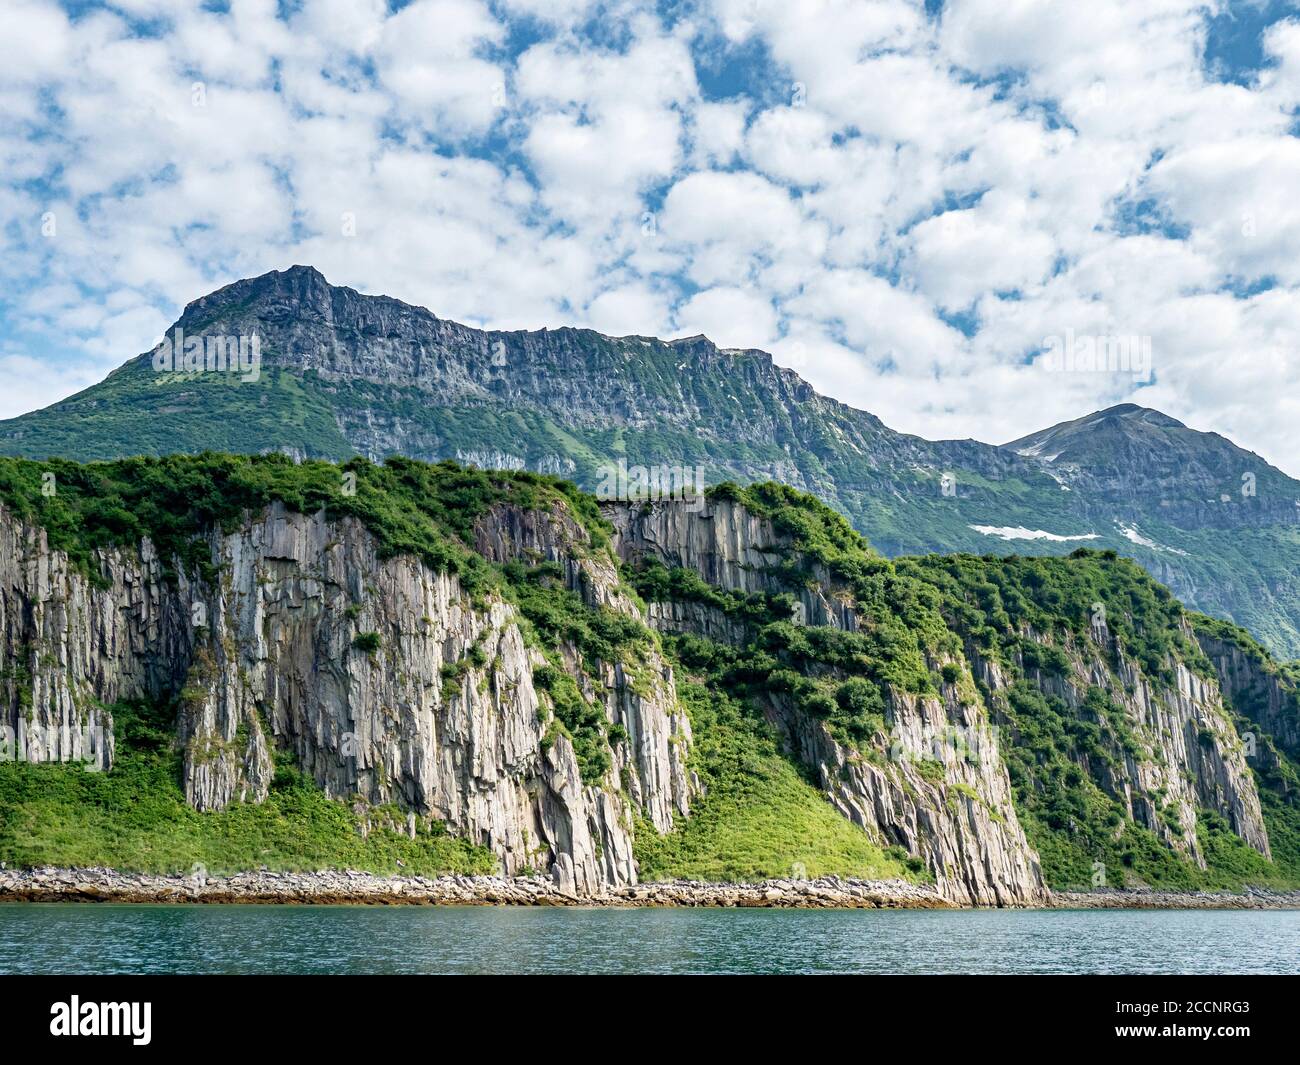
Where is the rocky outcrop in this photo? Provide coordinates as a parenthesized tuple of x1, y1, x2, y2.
(1, 482, 1282, 905)
(1197, 632, 1300, 759)
(0, 500, 692, 892)
(765, 682, 1045, 906)
(603, 496, 859, 628)
(471, 501, 694, 832)
(606, 497, 1047, 906)
(968, 624, 1272, 866)
(0, 509, 183, 773)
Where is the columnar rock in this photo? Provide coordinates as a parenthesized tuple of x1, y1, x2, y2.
(967, 627, 1272, 868)
(0, 500, 692, 892)
(605, 497, 1048, 906)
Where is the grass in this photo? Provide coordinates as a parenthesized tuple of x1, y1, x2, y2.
(633, 681, 919, 883)
(0, 700, 494, 876)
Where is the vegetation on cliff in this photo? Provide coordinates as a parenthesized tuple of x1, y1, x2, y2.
(0, 699, 494, 876)
(0, 456, 1297, 894)
(632, 681, 917, 883)
(0, 452, 607, 591)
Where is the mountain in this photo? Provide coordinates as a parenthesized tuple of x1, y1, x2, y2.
(1006, 404, 1300, 527)
(2, 453, 1298, 898)
(2, 265, 1298, 658)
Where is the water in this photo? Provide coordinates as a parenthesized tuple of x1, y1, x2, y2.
(2, 905, 1298, 974)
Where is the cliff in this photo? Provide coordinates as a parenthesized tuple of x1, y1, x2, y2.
(1, 455, 1297, 903)
(0, 467, 691, 894)
(605, 496, 1045, 906)
(610, 485, 1298, 895)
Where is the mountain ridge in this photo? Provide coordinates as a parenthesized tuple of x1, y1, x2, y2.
(2, 265, 1298, 658)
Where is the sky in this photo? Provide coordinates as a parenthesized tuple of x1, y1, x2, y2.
(3, 0, 1300, 473)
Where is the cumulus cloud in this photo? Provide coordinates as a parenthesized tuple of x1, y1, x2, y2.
(3, 0, 1300, 477)
(374, 0, 505, 135)
(673, 286, 779, 350)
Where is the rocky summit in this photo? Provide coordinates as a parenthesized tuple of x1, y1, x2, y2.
(2, 267, 1299, 658)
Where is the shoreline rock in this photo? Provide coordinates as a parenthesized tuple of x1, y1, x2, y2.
(1048, 887, 1300, 910)
(4, 867, 1297, 909)
(0, 867, 950, 908)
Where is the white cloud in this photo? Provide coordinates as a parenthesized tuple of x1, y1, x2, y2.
(0, 0, 70, 86)
(907, 195, 1058, 311)
(524, 103, 682, 223)
(673, 286, 779, 349)
(374, 0, 505, 135)
(4, 0, 1300, 480)
(688, 100, 747, 168)
(659, 170, 823, 288)
(582, 283, 672, 337)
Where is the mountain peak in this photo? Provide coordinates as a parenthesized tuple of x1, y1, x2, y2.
(1005, 403, 1189, 457)
(1084, 403, 1186, 429)
(180, 264, 334, 321)
(1003, 400, 1294, 534)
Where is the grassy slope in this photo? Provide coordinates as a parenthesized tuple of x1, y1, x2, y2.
(0, 701, 494, 876)
(634, 682, 917, 883)
(0, 359, 354, 462)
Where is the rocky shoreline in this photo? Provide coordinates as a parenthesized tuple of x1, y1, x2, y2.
(2, 868, 1298, 909)
(0, 868, 952, 908)
(1049, 887, 1300, 910)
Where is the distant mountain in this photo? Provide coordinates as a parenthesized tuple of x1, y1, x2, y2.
(2, 266, 1298, 656)
(1006, 404, 1299, 527)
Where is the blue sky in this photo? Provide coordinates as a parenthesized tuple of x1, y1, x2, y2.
(3, 0, 1300, 474)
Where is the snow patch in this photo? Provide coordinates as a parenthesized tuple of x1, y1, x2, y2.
(969, 525, 1099, 542)
(1116, 522, 1189, 556)
(1013, 439, 1061, 461)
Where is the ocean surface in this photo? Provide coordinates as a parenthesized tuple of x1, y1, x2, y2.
(2, 904, 1298, 974)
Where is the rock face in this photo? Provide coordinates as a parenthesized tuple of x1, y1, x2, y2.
(1197, 632, 1300, 759)
(767, 682, 1045, 906)
(605, 497, 1048, 906)
(0, 500, 691, 893)
(605, 496, 1281, 901)
(1, 483, 1283, 905)
(967, 630, 1271, 868)
(469, 500, 694, 834)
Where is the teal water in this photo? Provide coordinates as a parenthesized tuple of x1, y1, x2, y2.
(1, 905, 1297, 974)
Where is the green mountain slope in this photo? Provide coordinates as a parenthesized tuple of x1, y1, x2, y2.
(2, 265, 1298, 659)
